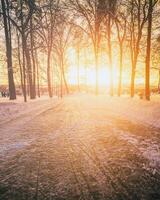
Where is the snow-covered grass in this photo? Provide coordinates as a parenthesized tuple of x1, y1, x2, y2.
(100, 94, 160, 129)
(0, 95, 58, 125)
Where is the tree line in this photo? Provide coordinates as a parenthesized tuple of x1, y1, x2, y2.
(0, 0, 159, 101)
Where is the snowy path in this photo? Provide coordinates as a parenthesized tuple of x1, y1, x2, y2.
(0, 95, 160, 200)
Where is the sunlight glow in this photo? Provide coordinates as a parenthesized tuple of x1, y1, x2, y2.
(67, 47, 121, 87)
(67, 66, 119, 86)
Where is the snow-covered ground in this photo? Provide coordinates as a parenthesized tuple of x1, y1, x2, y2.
(1, 94, 160, 128)
(0, 94, 160, 200)
(0, 95, 59, 125)
(97, 94, 160, 128)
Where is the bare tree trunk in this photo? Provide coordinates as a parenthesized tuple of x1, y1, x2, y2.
(84, 48, 88, 93)
(30, 18, 36, 98)
(19, 1, 27, 102)
(47, 49, 53, 98)
(145, 0, 153, 101)
(1, 0, 16, 100)
(17, 31, 24, 97)
(131, 65, 136, 97)
(116, 19, 126, 97)
(118, 44, 123, 96)
(107, 15, 113, 96)
(95, 24, 101, 96)
(21, 31, 27, 102)
(35, 50, 40, 97)
(23, 37, 34, 99)
(131, 51, 138, 97)
(61, 56, 69, 94)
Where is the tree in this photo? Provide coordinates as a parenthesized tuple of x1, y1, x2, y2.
(37, 0, 60, 98)
(72, 29, 84, 92)
(104, 0, 118, 96)
(53, 16, 72, 97)
(1, 0, 16, 100)
(145, 0, 158, 100)
(68, 0, 104, 95)
(129, 0, 149, 97)
(115, 2, 127, 96)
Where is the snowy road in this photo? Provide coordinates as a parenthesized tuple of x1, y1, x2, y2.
(0, 95, 160, 200)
